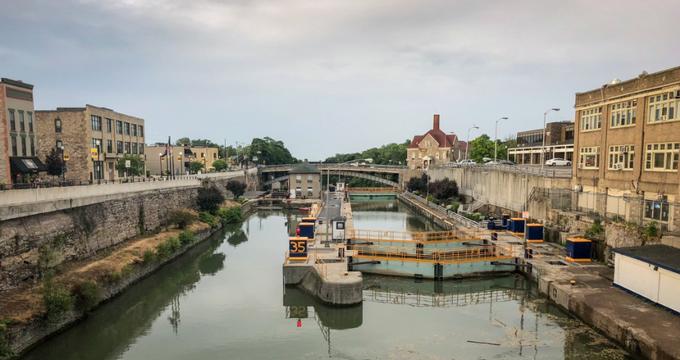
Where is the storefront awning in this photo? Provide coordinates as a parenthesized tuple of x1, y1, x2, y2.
(10, 157, 47, 173)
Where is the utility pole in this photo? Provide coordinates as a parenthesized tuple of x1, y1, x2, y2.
(494, 117, 509, 162)
(466, 125, 479, 161)
(541, 108, 560, 172)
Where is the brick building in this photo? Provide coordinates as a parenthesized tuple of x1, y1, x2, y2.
(573, 65, 680, 230)
(508, 121, 574, 165)
(407, 114, 466, 170)
(36, 105, 145, 183)
(0, 78, 44, 186)
(144, 144, 220, 175)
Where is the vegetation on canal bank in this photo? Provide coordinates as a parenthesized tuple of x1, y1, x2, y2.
(0, 197, 248, 359)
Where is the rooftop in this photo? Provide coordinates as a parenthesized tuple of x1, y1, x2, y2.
(408, 114, 457, 149)
(1, 78, 34, 90)
(614, 244, 680, 275)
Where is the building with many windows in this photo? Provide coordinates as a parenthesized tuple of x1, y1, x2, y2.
(144, 144, 220, 175)
(507, 121, 574, 165)
(0, 78, 45, 186)
(36, 105, 145, 183)
(287, 163, 321, 199)
(407, 114, 466, 170)
(573, 66, 680, 230)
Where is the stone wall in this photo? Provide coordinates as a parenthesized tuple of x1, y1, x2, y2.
(0, 176, 247, 291)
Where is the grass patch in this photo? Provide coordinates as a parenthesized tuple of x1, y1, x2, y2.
(178, 230, 196, 246)
(0, 319, 12, 359)
(142, 249, 156, 264)
(71, 281, 102, 312)
(42, 278, 74, 323)
(167, 209, 197, 229)
(198, 212, 219, 228)
(218, 206, 242, 225)
(155, 236, 181, 259)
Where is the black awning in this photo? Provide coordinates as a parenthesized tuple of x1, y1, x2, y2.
(10, 157, 47, 173)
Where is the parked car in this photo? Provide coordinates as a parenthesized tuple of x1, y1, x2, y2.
(458, 159, 477, 165)
(545, 158, 571, 166)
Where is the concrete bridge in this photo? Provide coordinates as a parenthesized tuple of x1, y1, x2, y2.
(259, 164, 407, 188)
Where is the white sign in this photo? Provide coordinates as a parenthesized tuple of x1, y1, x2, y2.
(125, 160, 131, 168)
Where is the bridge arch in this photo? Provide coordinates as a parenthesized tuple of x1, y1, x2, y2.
(263, 170, 400, 188)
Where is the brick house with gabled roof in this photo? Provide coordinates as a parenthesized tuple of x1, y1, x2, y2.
(407, 114, 465, 170)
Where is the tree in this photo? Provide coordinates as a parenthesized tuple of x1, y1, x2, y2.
(469, 134, 513, 162)
(406, 174, 429, 193)
(226, 180, 247, 199)
(197, 186, 224, 213)
(245, 137, 297, 165)
(189, 161, 205, 174)
(175, 137, 191, 146)
(212, 159, 228, 171)
(325, 140, 410, 165)
(116, 155, 145, 176)
(45, 148, 64, 177)
(428, 178, 458, 201)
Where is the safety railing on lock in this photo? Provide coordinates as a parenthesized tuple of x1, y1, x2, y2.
(401, 192, 482, 228)
(363, 287, 522, 308)
(349, 244, 510, 264)
(347, 229, 480, 243)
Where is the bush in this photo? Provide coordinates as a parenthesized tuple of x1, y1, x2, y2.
(142, 249, 156, 264)
(426, 194, 434, 203)
(156, 236, 181, 259)
(406, 174, 429, 193)
(178, 230, 196, 246)
(218, 206, 242, 224)
(168, 209, 197, 229)
(463, 212, 483, 222)
(199, 212, 219, 228)
(197, 186, 225, 213)
(42, 279, 74, 322)
(71, 281, 101, 312)
(428, 178, 459, 201)
(448, 201, 460, 212)
(585, 218, 604, 240)
(226, 180, 247, 199)
(644, 221, 659, 239)
(212, 159, 228, 171)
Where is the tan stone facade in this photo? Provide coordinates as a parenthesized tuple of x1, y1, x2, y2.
(0, 78, 40, 185)
(144, 145, 220, 175)
(407, 114, 465, 170)
(573, 66, 680, 229)
(36, 105, 145, 183)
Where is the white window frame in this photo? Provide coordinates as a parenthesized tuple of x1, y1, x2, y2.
(645, 142, 679, 172)
(579, 146, 599, 169)
(609, 100, 637, 128)
(648, 91, 679, 123)
(580, 106, 602, 131)
(608, 145, 635, 170)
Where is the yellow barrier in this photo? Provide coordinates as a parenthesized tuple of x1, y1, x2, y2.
(348, 229, 482, 243)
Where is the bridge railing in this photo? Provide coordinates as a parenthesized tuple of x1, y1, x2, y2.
(400, 191, 482, 228)
(438, 163, 572, 178)
(348, 229, 479, 242)
(346, 187, 400, 193)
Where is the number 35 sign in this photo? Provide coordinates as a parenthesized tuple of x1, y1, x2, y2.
(289, 237, 309, 259)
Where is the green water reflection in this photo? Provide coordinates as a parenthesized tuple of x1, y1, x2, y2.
(21, 204, 631, 360)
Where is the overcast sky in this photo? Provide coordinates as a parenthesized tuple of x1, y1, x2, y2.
(2, 0, 679, 160)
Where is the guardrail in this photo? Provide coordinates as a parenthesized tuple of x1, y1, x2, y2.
(346, 187, 400, 193)
(348, 229, 479, 242)
(439, 163, 572, 178)
(400, 192, 482, 228)
(350, 244, 510, 265)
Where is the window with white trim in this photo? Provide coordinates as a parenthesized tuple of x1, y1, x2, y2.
(579, 147, 599, 169)
(580, 107, 602, 131)
(648, 91, 678, 123)
(608, 145, 634, 170)
(645, 142, 679, 171)
(644, 199, 670, 222)
(610, 100, 636, 128)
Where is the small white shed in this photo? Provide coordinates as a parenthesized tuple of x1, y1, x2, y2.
(613, 245, 680, 313)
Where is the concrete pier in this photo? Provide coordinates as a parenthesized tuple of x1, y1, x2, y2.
(282, 192, 363, 305)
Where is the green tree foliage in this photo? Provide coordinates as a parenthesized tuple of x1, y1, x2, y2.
(115, 155, 145, 176)
(197, 186, 225, 213)
(212, 159, 228, 171)
(428, 178, 458, 201)
(406, 174, 429, 193)
(45, 148, 65, 177)
(245, 137, 297, 165)
(175, 138, 219, 148)
(189, 161, 205, 174)
(167, 209, 197, 229)
(226, 180, 247, 199)
(175, 137, 191, 146)
(469, 134, 513, 162)
(325, 140, 410, 165)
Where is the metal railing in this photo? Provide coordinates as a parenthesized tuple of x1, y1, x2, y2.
(438, 163, 572, 178)
(401, 191, 482, 228)
(350, 244, 511, 265)
(348, 229, 480, 243)
(346, 187, 400, 193)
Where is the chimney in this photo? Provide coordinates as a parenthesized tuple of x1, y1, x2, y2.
(433, 114, 440, 130)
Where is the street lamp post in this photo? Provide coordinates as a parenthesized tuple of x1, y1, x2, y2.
(494, 117, 509, 162)
(466, 125, 479, 161)
(541, 108, 560, 172)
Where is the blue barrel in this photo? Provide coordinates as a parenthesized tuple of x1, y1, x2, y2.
(508, 218, 525, 233)
(525, 224, 544, 241)
(501, 214, 510, 228)
(298, 222, 315, 239)
(566, 237, 592, 262)
(487, 220, 496, 230)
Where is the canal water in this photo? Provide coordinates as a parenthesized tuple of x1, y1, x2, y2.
(22, 200, 632, 360)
